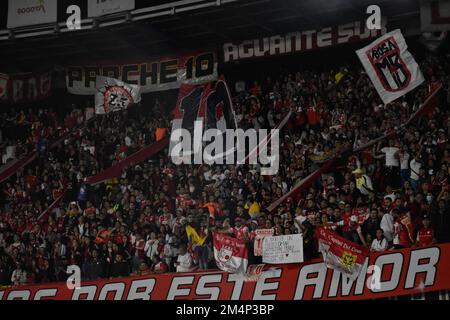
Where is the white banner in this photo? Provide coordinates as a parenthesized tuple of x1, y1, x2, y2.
(356, 29, 424, 105)
(95, 76, 141, 115)
(88, 0, 135, 18)
(7, 0, 57, 28)
(66, 52, 218, 95)
(262, 234, 303, 264)
(421, 0, 450, 31)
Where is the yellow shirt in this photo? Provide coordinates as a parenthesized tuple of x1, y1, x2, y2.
(335, 72, 345, 84)
(246, 201, 261, 218)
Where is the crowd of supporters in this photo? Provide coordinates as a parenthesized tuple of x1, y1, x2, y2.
(0, 51, 449, 286)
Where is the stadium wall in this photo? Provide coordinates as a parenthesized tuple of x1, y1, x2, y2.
(1, 244, 450, 300)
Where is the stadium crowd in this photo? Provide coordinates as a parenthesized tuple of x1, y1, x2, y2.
(0, 51, 449, 286)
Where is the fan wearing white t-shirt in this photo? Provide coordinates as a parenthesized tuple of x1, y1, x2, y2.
(377, 141, 400, 188)
(370, 229, 389, 252)
(409, 155, 422, 191)
(175, 244, 195, 272)
(398, 147, 410, 187)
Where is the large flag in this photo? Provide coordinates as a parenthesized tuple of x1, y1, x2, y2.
(316, 228, 369, 280)
(213, 232, 248, 274)
(356, 29, 424, 105)
(169, 76, 239, 162)
(95, 76, 141, 115)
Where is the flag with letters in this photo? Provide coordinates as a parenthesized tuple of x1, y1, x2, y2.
(316, 227, 369, 280)
(95, 76, 141, 115)
(213, 232, 248, 274)
(356, 29, 424, 104)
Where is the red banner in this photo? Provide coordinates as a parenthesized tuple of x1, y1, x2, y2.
(0, 71, 52, 103)
(0, 153, 37, 184)
(1, 244, 450, 300)
(86, 137, 169, 185)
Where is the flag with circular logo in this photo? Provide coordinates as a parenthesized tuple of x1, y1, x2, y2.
(213, 232, 248, 274)
(95, 76, 141, 115)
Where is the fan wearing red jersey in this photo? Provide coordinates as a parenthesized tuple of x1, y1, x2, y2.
(416, 214, 435, 247)
(231, 218, 249, 240)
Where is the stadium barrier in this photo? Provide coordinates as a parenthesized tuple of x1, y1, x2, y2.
(1, 244, 450, 300)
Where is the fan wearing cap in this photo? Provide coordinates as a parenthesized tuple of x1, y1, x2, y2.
(353, 168, 374, 196)
(415, 214, 435, 247)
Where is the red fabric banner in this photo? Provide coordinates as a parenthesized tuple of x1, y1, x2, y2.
(86, 137, 169, 185)
(213, 232, 248, 274)
(1, 244, 450, 300)
(316, 228, 369, 280)
(0, 153, 37, 184)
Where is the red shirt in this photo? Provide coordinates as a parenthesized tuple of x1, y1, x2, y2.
(417, 227, 434, 247)
(352, 207, 369, 224)
(176, 195, 194, 209)
(231, 226, 249, 240)
(154, 261, 168, 273)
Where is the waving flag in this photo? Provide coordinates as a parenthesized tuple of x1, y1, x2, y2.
(186, 224, 207, 246)
(169, 76, 239, 163)
(356, 29, 424, 104)
(316, 228, 369, 280)
(95, 76, 141, 115)
(213, 232, 248, 274)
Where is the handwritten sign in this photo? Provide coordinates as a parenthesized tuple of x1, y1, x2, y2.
(262, 234, 304, 264)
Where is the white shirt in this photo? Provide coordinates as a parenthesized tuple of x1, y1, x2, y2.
(125, 136, 132, 147)
(371, 238, 388, 252)
(410, 159, 422, 180)
(380, 213, 394, 242)
(381, 147, 399, 167)
(11, 269, 27, 284)
(176, 253, 194, 272)
(144, 239, 158, 259)
(399, 152, 410, 170)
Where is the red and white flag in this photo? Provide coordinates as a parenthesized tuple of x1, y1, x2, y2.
(316, 228, 369, 280)
(213, 232, 248, 274)
(356, 29, 424, 105)
(254, 228, 274, 256)
(244, 264, 266, 282)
